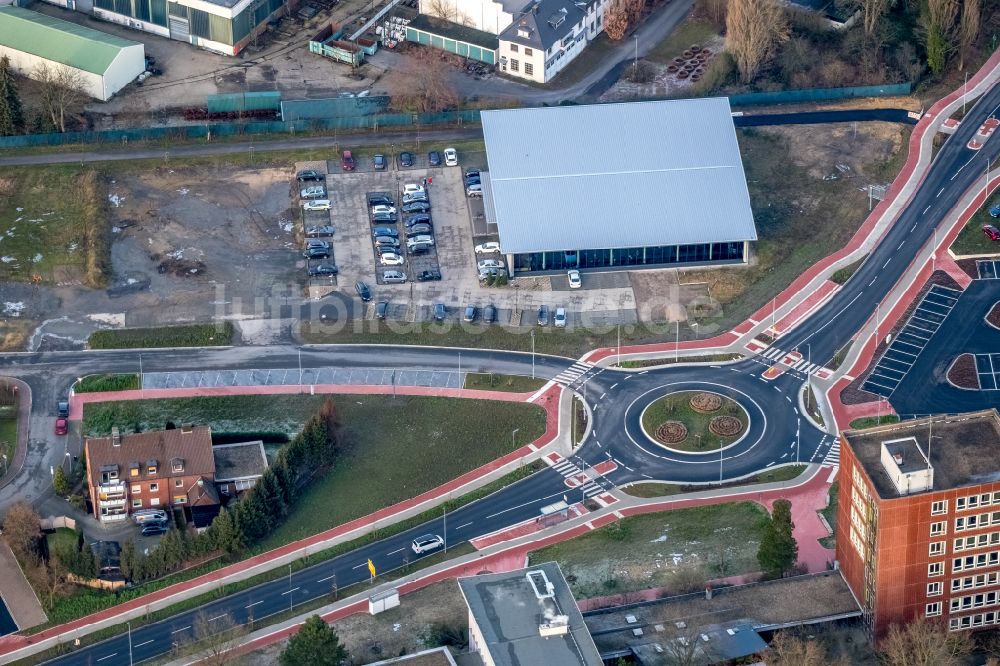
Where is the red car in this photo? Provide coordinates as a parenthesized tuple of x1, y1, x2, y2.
(984, 225, 1000, 241)
(341, 150, 355, 171)
(54, 418, 68, 435)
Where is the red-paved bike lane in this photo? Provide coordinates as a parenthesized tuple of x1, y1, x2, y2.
(0, 383, 563, 655)
(583, 47, 1000, 366)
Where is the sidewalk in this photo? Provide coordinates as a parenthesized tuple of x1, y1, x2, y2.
(0, 382, 565, 661)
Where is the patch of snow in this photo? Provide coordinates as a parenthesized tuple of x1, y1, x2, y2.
(278, 219, 293, 233)
(108, 193, 124, 207)
(1, 256, 15, 263)
(111, 226, 122, 233)
(6, 228, 14, 236)
(14, 217, 21, 222)
(32, 253, 42, 263)
(650, 535, 667, 543)
(176, 188, 189, 195)
(3, 302, 25, 316)
(28, 219, 42, 223)
(126, 278, 138, 285)
(166, 249, 184, 259)
(15, 207, 22, 212)
(392, 623, 401, 632)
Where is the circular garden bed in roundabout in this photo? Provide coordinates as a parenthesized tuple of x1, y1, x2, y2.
(640, 391, 748, 452)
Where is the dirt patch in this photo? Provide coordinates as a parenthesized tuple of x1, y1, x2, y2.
(988, 301, 1000, 329)
(235, 580, 467, 666)
(602, 35, 726, 101)
(655, 421, 689, 444)
(690, 392, 722, 413)
(709, 415, 743, 436)
(948, 353, 979, 389)
(957, 258, 980, 280)
(840, 271, 962, 405)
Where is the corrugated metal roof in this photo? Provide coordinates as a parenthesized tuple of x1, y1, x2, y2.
(0, 7, 141, 76)
(481, 99, 757, 255)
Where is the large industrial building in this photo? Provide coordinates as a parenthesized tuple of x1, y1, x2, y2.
(37, 0, 292, 56)
(0, 6, 144, 101)
(837, 410, 1000, 637)
(480, 99, 757, 275)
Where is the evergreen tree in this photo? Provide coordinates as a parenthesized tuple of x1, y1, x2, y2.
(757, 499, 798, 578)
(209, 508, 245, 555)
(52, 466, 71, 495)
(280, 615, 347, 666)
(0, 56, 23, 136)
(255, 468, 286, 520)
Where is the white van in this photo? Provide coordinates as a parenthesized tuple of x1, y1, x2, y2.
(132, 509, 168, 525)
(411, 534, 444, 554)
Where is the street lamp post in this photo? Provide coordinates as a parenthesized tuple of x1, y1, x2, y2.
(511, 428, 520, 450)
(128, 621, 133, 666)
(530, 330, 535, 379)
(288, 563, 293, 612)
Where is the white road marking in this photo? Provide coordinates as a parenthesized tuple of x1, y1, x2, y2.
(600, 392, 607, 400)
(388, 548, 404, 555)
(209, 614, 228, 622)
(171, 626, 191, 634)
(96, 654, 118, 662)
(922, 205, 931, 215)
(868, 277, 876, 286)
(882, 258, 891, 269)
(455, 522, 473, 530)
(897, 241, 905, 250)
(352, 562, 367, 570)
(134, 640, 154, 648)
(317, 574, 336, 583)
(246, 601, 263, 608)
(610, 382, 619, 390)
(281, 587, 299, 596)
(937, 187, 944, 197)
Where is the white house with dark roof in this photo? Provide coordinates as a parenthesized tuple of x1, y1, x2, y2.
(497, 0, 607, 83)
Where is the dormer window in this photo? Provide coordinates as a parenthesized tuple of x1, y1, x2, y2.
(129, 462, 140, 477)
(171, 458, 185, 473)
(518, 27, 530, 38)
(147, 459, 158, 475)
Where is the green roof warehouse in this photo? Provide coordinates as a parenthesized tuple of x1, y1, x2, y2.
(0, 6, 145, 101)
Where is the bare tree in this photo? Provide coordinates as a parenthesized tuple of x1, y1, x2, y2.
(957, 0, 980, 70)
(696, 0, 728, 28)
(767, 630, 850, 665)
(603, 0, 631, 40)
(384, 48, 458, 113)
(878, 617, 973, 666)
(922, 0, 960, 74)
(191, 610, 247, 666)
(860, 0, 893, 36)
(29, 556, 68, 609)
(424, 0, 474, 26)
(33, 62, 87, 133)
(3, 501, 41, 565)
(725, 0, 790, 83)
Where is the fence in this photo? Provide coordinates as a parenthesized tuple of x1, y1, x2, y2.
(727, 82, 913, 106)
(280, 95, 392, 121)
(40, 516, 76, 531)
(206, 92, 282, 115)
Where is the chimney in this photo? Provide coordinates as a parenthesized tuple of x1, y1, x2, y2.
(112, 426, 121, 447)
(181, 424, 193, 434)
(893, 452, 903, 465)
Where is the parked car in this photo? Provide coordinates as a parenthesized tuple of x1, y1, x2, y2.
(57, 399, 69, 418)
(478, 259, 504, 270)
(341, 150, 355, 171)
(990, 201, 1000, 218)
(308, 263, 339, 276)
(479, 267, 505, 281)
(133, 509, 168, 525)
(465, 174, 481, 187)
(404, 214, 432, 227)
(411, 534, 444, 554)
(406, 223, 433, 236)
(141, 523, 169, 537)
(537, 305, 549, 326)
(409, 242, 433, 255)
(985, 225, 1000, 241)
(368, 193, 394, 207)
(418, 269, 442, 281)
(373, 154, 387, 171)
(371, 204, 397, 215)
(407, 235, 434, 247)
(305, 225, 334, 238)
(374, 236, 400, 248)
(355, 280, 372, 301)
(300, 185, 325, 199)
(484, 304, 497, 323)
(567, 269, 582, 289)
(403, 183, 425, 195)
(554, 307, 567, 328)
(465, 168, 480, 178)
(376, 301, 389, 319)
(402, 201, 431, 213)
(303, 246, 330, 259)
(372, 226, 399, 238)
(398, 151, 414, 168)
(371, 212, 398, 224)
(466, 183, 483, 198)
(444, 147, 458, 166)
(464, 305, 477, 322)
(434, 303, 446, 321)
(302, 200, 331, 211)
(402, 191, 428, 204)
(475, 242, 501, 254)
(296, 169, 322, 182)
(54, 418, 68, 436)
(382, 270, 407, 284)
(376, 244, 401, 256)
(428, 150, 442, 167)
(306, 239, 330, 249)
(380, 253, 405, 266)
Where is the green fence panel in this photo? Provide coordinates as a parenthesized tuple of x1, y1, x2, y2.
(207, 92, 282, 114)
(728, 82, 912, 106)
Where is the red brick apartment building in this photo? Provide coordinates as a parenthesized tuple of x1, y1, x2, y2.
(836, 409, 1000, 637)
(85, 425, 219, 523)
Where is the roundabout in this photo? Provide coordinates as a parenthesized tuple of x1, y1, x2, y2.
(640, 390, 748, 453)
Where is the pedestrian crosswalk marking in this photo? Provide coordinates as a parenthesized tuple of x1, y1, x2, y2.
(756, 346, 829, 377)
(553, 361, 594, 386)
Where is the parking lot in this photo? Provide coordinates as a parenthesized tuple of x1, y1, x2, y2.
(977, 260, 1000, 279)
(860, 284, 960, 397)
(294, 147, 639, 328)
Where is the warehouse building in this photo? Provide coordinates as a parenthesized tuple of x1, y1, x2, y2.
(38, 0, 293, 56)
(0, 6, 144, 102)
(480, 98, 757, 275)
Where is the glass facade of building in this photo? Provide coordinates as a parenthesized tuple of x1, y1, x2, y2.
(510, 241, 746, 273)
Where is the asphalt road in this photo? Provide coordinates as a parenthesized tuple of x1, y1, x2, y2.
(8, 85, 1000, 666)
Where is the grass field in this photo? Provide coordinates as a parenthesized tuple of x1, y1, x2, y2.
(529, 502, 767, 598)
(0, 165, 109, 287)
(646, 18, 720, 65)
(75, 374, 140, 393)
(849, 415, 900, 429)
(0, 403, 17, 475)
(640, 391, 746, 452)
(830, 256, 868, 285)
(621, 464, 806, 498)
(46, 527, 78, 554)
(88, 322, 235, 349)
(615, 353, 742, 368)
(950, 198, 1000, 256)
(463, 373, 546, 393)
(82, 394, 546, 550)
